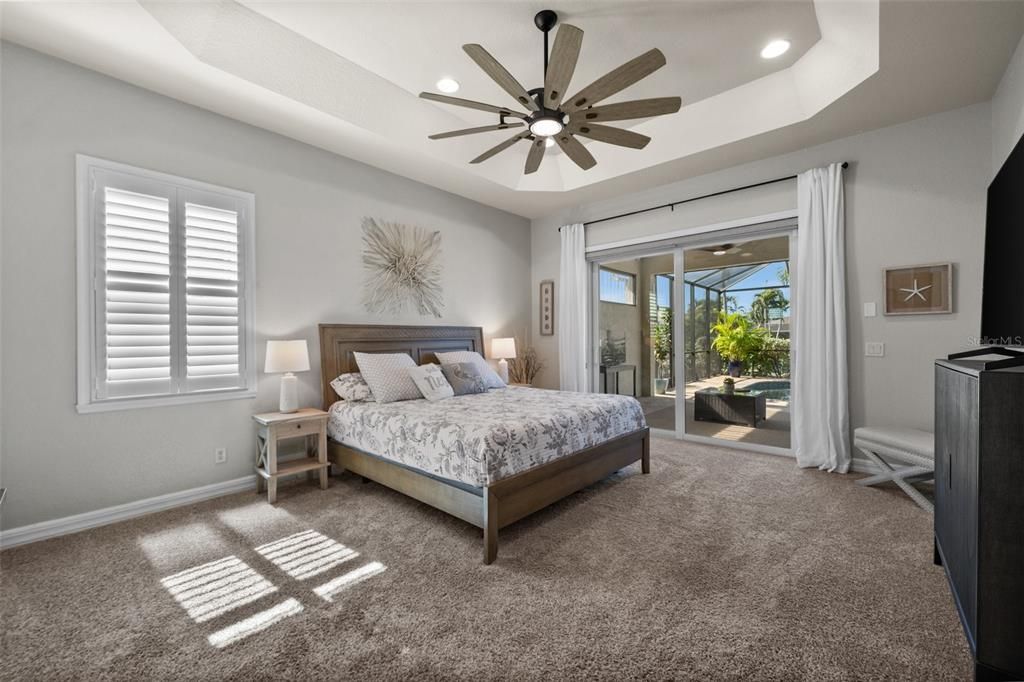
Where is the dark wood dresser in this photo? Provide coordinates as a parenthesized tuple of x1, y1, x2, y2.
(934, 349, 1024, 681)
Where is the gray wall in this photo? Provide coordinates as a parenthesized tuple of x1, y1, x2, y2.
(992, 33, 1024, 175)
(0, 43, 531, 529)
(532, 102, 992, 437)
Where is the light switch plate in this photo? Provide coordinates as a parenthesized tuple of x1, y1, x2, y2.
(864, 302, 877, 317)
(865, 342, 885, 357)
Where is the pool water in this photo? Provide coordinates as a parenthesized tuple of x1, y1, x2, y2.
(738, 381, 791, 401)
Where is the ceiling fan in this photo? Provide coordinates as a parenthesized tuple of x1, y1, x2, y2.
(699, 244, 743, 256)
(420, 9, 682, 175)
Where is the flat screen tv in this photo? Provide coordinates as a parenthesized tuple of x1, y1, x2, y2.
(981, 131, 1024, 347)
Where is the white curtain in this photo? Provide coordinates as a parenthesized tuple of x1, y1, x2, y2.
(793, 164, 851, 473)
(558, 223, 588, 392)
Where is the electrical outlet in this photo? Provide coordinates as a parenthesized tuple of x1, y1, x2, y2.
(865, 342, 885, 357)
(214, 447, 228, 464)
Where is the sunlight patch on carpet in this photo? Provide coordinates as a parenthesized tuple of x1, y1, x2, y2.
(207, 598, 304, 648)
(314, 561, 387, 602)
(161, 556, 277, 623)
(255, 530, 359, 580)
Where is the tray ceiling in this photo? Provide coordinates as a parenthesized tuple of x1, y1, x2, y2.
(2, 1, 1023, 218)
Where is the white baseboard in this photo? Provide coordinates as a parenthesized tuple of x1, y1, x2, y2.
(0, 475, 257, 550)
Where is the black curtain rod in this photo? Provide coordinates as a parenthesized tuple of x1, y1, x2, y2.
(562, 162, 849, 230)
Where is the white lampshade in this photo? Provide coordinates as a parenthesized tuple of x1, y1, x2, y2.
(491, 337, 516, 360)
(264, 339, 310, 374)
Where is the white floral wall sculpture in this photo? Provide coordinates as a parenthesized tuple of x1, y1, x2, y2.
(361, 217, 444, 318)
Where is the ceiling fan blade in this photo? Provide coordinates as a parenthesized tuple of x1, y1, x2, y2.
(567, 123, 650, 149)
(554, 133, 596, 171)
(419, 92, 527, 118)
(543, 23, 583, 110)
(470, 131, 530, 164)
(463, 44, 540, 112)
(429, 123, 524, 140)
(562, 49, 667, 113)
(571, 97, 682, 124)
(524, 138, 546, 175)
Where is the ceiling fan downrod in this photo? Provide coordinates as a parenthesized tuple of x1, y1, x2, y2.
(535, 9, 558, 77)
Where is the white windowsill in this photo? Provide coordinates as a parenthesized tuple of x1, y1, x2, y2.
(76, 388, 257, 414)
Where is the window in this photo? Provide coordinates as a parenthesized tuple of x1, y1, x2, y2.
(76, 156, 256, 412)
(599, 267, 636, 305)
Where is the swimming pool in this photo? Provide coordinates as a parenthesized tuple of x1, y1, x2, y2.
(738, 380, 791, 401)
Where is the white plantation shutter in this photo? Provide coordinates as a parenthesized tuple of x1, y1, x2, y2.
(184, 199, 243, 391)
(99, 186, 174, 398)
(78, 157, 255, 411)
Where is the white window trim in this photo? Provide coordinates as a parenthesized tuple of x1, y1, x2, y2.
(76, 155, 257, 413)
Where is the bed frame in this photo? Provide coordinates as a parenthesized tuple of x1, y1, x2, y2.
(318, 323, 650, 564)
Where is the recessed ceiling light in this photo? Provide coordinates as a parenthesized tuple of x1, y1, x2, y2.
(713, 249, 728, 256)
(436, 78, 459, 93)
(741, 252, 753, 257)
(761, 39, 790, 60)
(544, 137, 555, 148)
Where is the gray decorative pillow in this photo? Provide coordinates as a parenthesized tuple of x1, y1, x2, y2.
(329, 372, 375, 402)
(441, 362, 488, 396)
(434, 350, 505, 389)
(353, 352, 421, 404)
(407, 364, 454, 402)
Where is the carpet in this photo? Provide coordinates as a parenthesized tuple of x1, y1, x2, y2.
(0, 438, 969, 680)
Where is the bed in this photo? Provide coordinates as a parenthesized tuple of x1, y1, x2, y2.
(319, 323, 650, 564)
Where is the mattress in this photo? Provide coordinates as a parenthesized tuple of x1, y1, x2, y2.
(327, 386, 646, 488)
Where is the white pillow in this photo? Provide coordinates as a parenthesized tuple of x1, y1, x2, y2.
(329, 372, 375, 402)
(407, 364, 454, 402)
(353, 352, 421, 404)
(435, 350, 505, 389)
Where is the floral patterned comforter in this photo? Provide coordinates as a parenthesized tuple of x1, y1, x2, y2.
(327, 386, 647, 488)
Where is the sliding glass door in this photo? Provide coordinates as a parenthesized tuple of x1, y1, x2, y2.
(590, 225, 795, 455)
(594, 252, 676, 432)
(680, 235, 793, 451)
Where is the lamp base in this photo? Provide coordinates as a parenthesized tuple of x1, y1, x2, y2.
(497, 358, 509, 383)
(279, 373, 299, 413)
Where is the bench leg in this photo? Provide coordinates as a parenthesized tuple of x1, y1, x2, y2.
(483, 487, 498, 565)
(856, 449, 934, 513)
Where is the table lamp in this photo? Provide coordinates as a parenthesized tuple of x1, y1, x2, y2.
(491, 337, 516, 383)
(264, 339, 310, 413)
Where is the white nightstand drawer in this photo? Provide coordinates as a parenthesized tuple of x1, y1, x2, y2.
(273, 418, 324, 439)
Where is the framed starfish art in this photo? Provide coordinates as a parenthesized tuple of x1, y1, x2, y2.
(884, 262, 953, 315)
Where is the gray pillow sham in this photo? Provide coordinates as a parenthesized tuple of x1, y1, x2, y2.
(440, 362, 488, 396)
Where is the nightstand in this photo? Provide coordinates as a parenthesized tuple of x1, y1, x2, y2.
(252, 408, 330, 503)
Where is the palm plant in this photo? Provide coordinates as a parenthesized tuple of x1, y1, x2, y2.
(710, 311, 766, 377)
(651, 308, 674, 393)
(749, 289, 789, 330)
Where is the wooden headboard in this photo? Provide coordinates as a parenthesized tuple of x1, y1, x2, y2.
(317, 324, 485, 409)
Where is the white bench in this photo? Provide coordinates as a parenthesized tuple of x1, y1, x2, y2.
(854, 426, 935, 512)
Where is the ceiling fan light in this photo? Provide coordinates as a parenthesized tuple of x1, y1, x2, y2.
(529, 116, 564, 137)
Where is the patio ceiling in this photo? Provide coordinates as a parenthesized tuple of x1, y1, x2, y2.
(684, 263, 775, 292)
